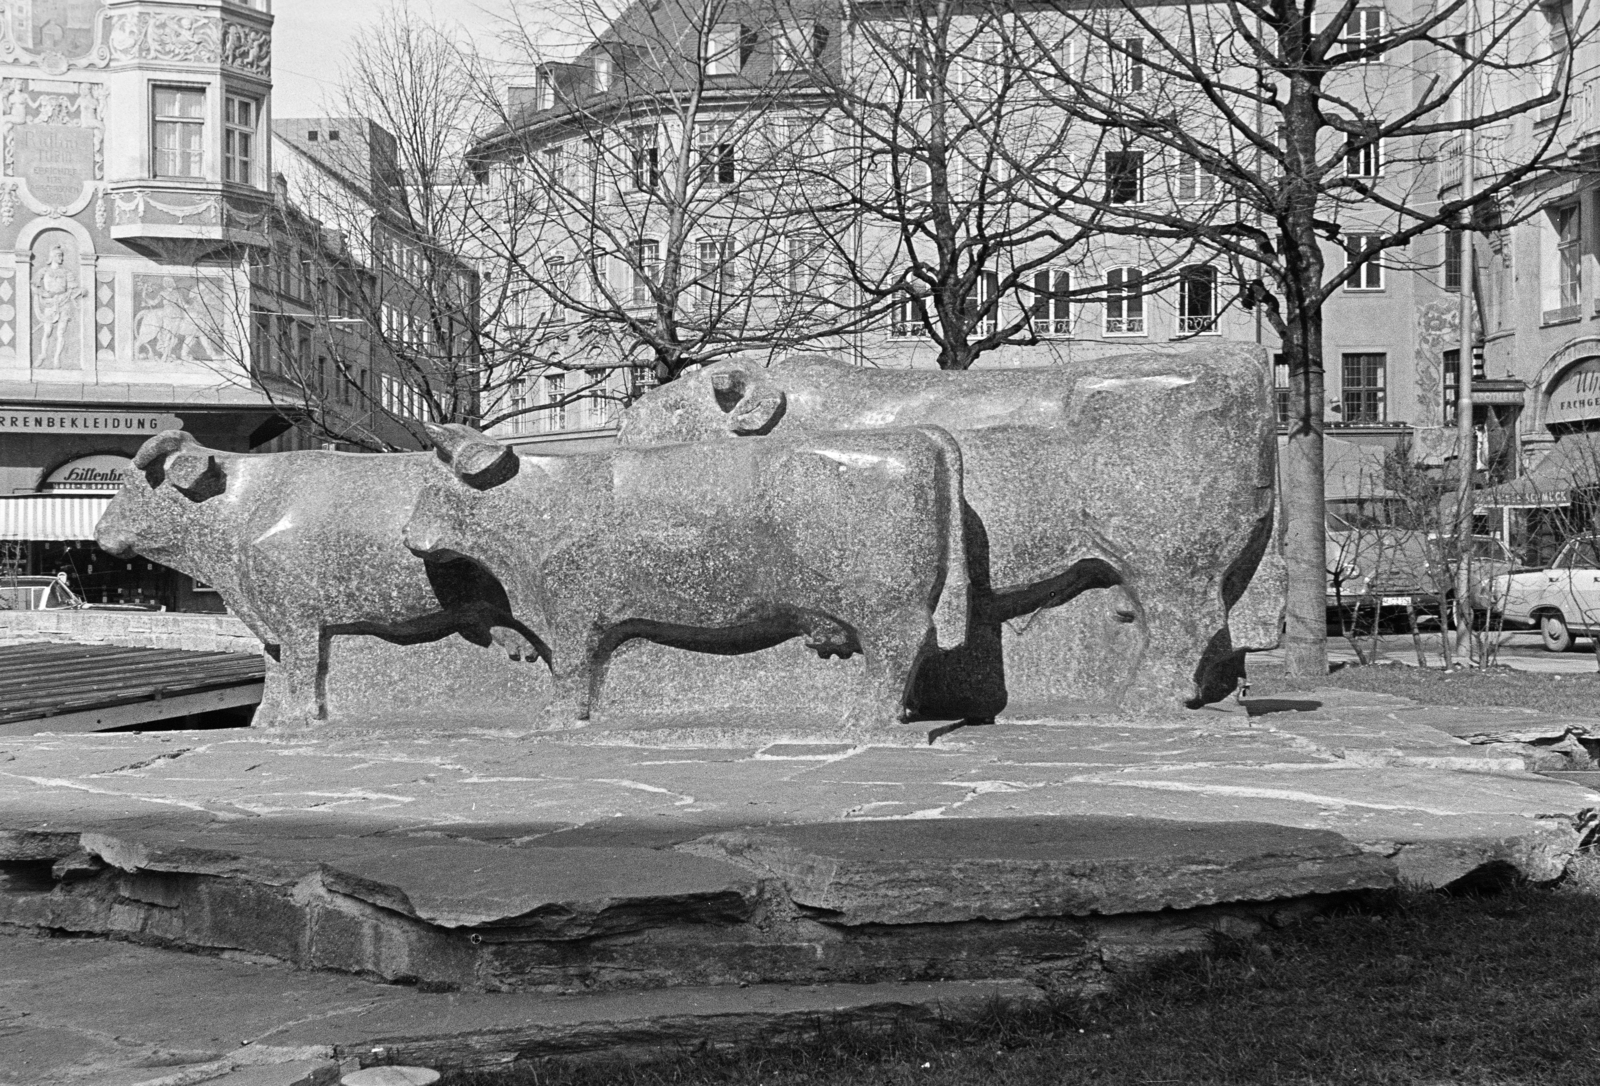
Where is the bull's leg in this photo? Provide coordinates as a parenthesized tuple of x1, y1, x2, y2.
(265, 629, 328, 728)
(1121, 578, 1229, 713)
(844, 606, 936, 736)
(538, 624, 599, 728)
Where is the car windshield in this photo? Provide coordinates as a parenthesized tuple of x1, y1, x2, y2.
(1563, 538, 1600, 569)
(44, 580, 79, 608)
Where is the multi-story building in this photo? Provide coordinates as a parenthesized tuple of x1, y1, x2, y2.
(0, 0, 275, 609)
(1475, 6, 1600, 561)
(471, 0, 1477, 475)
(0, 0, 463, 610)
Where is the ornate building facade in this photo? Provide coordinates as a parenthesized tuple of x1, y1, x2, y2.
(0, 1, 451, 610)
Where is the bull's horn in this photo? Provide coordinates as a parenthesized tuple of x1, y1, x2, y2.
(427, 422, 518, 489)
(131, 429, 194, 469)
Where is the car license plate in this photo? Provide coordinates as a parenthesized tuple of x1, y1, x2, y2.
(1381, 596, 1412, 607)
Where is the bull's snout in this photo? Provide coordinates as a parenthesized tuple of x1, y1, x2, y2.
(95, 520, 137, 558)
(402, 509, 462, 563)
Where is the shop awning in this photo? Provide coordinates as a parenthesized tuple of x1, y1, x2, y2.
(0, 493, 114, 541)
(1476, 431, 1600, 509)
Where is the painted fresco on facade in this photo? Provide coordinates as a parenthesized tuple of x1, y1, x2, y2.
(22, 0, 101, 63)
(132, 274, 224, 366)
(30, 227, 82, 368)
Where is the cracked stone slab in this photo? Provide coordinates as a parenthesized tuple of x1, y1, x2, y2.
(0, 932, 1045, 1082)
(319, 844, 760, 931)
(687, 816, 1395, 925)
(63, 830, 764, 933)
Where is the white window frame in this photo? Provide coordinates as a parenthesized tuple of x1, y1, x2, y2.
(1176, 156, 1216, 201)
(1176, 265, 1221, 335)
(630, 239, 659, 307)
(1111, 37, 1145, 92)
(1344, 233, 1385, 291)
(1557, 203, 1581, 310)
(629, 127, 659, 192)
(1104, 266, 1145, 335)
(966, 269, 1000, 337)
(777, 24, 823, 71)
(1346, 133, 1382, 178)
(1342, 7, 1386, 60)
(223, 94, 258, 186)
(1340, 352, 1387, 423)
(890, 292, 929, 338)
(593, 54, 613, 92)
(543, 373, 567, 432)
(152, 84, 206, 179)
(1031, 268, 1072, 337)
(705, 23, 746, 76)
(1105, 148, 1144, 205)
(697, 237, 733, 306)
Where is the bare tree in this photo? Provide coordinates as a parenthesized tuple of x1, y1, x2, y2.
(473, 0, 879, 385)
(777, 0, 1220, 369)
(1002, 0, 1581, 676)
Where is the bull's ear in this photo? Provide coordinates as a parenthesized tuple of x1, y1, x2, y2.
(165, 453, 227, 502)
(132, 429, 193, 469)
(729, 387, 786, 434)
(453, 438, 519, 490)
(711, 367, 748, 409)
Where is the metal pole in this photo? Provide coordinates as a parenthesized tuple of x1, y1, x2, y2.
(1451, 2, 1478, 666)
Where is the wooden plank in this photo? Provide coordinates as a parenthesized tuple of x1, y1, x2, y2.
(0, 643, 267, 726)
(0, 682, 264, 735)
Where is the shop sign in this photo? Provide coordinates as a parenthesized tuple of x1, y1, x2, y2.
(40, 453, 131, 491)
(0, 408, 180, 434)
(1548, 359, 1600, 426)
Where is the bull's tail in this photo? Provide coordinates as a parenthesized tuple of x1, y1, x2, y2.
(917, 425, 969, 651)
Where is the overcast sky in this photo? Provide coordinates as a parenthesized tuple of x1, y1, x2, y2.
(271, 0, 524, 118)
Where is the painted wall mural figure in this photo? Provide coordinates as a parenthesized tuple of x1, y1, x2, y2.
(32, 237, 82, 368)
(132, 274, 214, 363)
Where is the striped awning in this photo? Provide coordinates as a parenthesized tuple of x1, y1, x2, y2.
(0, 493, 114, 541)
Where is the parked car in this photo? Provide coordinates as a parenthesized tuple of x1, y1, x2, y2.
(1490, 537, 1600, 651)
(0, 574, 157, 612)
(1326, 530, 1518, 630)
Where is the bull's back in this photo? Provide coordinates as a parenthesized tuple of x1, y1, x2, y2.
(237, 452, 452, 625)
(602, 434, 947, 620)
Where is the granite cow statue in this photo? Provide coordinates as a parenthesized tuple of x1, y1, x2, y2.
(619, 346, 1282, 712)
(403, 422, 969, 732)
(95, 430, 538, 727)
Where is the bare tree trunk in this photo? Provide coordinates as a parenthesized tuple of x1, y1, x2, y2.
(1281, 301, 1329, 679)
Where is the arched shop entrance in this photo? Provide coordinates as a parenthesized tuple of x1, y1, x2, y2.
(0, 453, 224, 612)
(1476, 357, 1600, 567)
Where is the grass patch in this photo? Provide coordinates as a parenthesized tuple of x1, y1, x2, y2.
(444, 863, 1600, 1086)
(1246, 659, 1600, 718)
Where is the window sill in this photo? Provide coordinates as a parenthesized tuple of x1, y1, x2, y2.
(1343, 287, 1386, 295)
(1542, 306, 1582, 327)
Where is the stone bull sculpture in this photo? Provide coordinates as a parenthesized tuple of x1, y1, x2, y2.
(95, 430, 538, 727)
(404, 422, 969, 731)
(619, 346, 1282, 711)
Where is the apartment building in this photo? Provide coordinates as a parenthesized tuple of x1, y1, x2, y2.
(470, 0, 1490, 471)
(1475, 4, 1600, 560)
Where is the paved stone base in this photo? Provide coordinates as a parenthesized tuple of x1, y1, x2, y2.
(1, 687, 1597, 1080)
